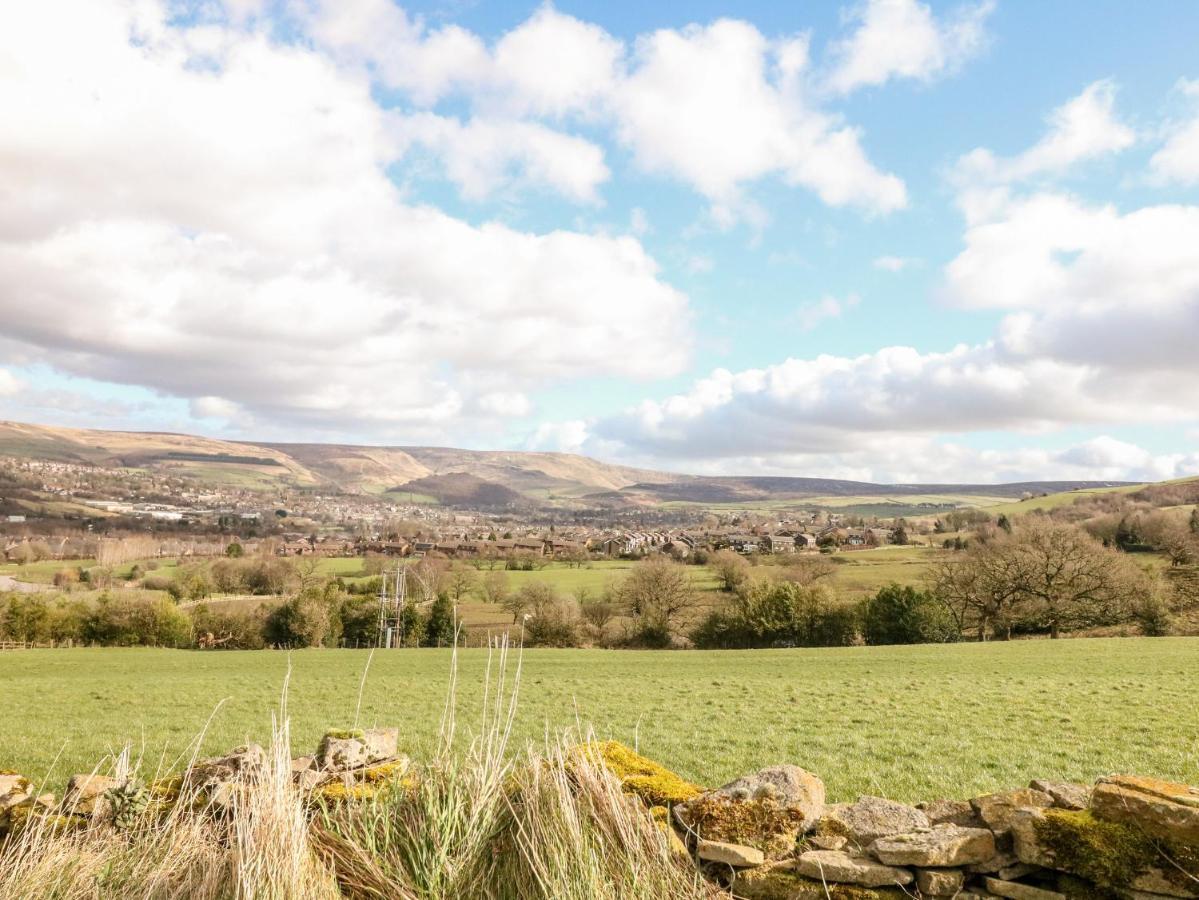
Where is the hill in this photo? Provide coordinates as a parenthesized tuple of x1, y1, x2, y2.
(0, 420, 1142, 510)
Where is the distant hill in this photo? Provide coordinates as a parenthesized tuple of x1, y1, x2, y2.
(384, 473, 527, 509)
(609, 476, 1135, 504)
(0, 420, 1142, 511)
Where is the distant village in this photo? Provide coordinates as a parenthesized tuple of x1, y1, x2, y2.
(0, 455, 933, 564)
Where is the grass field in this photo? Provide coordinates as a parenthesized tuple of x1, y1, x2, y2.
(2, 639, 1196, 803)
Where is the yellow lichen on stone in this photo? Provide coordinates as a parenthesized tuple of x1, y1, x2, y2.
(5, 806, 88, 837)
(322, 729, 365, 741)
(359, 759, 409, 784)
(590, 741, 702, 807)
(679, 793, 805, 858)
(316, 781, 380, 803)
(148, 775, 183, 802)
(1032, 809, 1199, 890)
(733, 863, 907, 900)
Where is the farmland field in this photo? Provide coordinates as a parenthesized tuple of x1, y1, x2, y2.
(1, 639, 1196, 803)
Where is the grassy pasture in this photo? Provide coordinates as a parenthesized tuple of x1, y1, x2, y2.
(982, 483, 1148, 517)
(0, 550, 938, 612)
(0, 639, 1195, 803)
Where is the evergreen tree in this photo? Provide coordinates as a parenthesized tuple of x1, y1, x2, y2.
(997, 514, 1012, 534)
(422, 595, 458, 647)
(1115, 516, 1141, 550)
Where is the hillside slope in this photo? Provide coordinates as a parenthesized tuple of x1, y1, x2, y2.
(0, 420, 1147, 509)
(0, 421, 321, 487)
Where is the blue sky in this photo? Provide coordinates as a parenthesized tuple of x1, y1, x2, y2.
(1, 0, 1198, 482)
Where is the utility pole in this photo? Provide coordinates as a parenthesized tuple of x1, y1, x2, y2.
(376, 566, 406, 648)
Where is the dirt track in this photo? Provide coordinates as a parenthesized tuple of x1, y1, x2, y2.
(0, 575, 39, 593)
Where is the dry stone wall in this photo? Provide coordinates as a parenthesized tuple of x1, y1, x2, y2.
(600, 745, 1199, 900)
(2, 732, 1197, 900)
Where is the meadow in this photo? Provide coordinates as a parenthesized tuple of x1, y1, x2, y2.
(2, 638, 1196, 803)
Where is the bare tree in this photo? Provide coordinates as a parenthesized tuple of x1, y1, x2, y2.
(1008, 520, 1152, 638)
(708, 549, 750, 593)
(929, 540, 1025, 640)
(504, 581, 557, 624)
(479, 570, 510, 606)
(409, 555, 449, 605)
(1141, 512, 1197, 567)
(775, 555, 837, 586)
(615, 558, 698, 638)
(935, 520, 1154, 640)
(444, 563, 478, 602)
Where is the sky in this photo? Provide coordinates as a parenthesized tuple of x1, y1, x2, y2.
(1, 0, 1198, 484)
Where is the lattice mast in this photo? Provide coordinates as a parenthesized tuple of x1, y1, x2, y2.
(376, 567, 407, 648)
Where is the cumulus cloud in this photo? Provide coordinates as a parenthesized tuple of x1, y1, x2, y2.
(580, 186, 1199, 466)
(393, 114, 610, 203)
(1149, 78, 1199, 186)
(872, 255, 916, 271)
(948, 194, 1199, 377)
(584, 343, 1195, 461)
(613, 21, 907, 218)
(0, 0, 689, 440)
(953, 81, 1135, 213)
(824, 0, 994, 95)
(0, 369, 22, 397)
(530, 421, 1199, 484)
(303, 4, 907, 218)
(796, 294, 860, 331)
(558, 169, 1199, 471)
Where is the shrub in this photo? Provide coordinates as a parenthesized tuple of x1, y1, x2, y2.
(83, 566, 115, 589)
(338, 594, 378, 647)
(523, 598, 581, 647)
(84, 594, 193, 647)
(52, 568, 80, 590)
(211, 558, 249, 593)
(245, 558, 298, 595)
(691, 581, 858, 649)
(860, 583, 960, 645)
(422, 595, 458, 647)
(190, 602, 268, 649)
(1132, 593, 1173, 637)
(263, 589, 335, 648)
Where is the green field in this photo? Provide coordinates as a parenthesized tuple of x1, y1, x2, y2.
(2, 639, 1196, 803)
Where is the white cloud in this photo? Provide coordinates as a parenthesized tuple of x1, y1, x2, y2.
(585, 342, 1194, 462)
(0, 369, 22, 397)
(872, 255, 916, 271)
(1149, 78, 1199, 186)
(300, 0, 490, 106)
(947, 194, 1199, 378)
(0, 0, 690, 441)
(530, 422, 1199, 484)
(302, 5, 907, 219)
(577, 185, 1199, 468)
(526, 419, 590, 455)
(190, 396, 243, 420)
(825, 0, 994, 95)
(953, 80, 1135, 201)
(614, 21, 907, 218)
(487, 5, 624, 119)
(629, 207, 650, 236)
(796, 294, 859, 331)
(394, 114, 610, 203)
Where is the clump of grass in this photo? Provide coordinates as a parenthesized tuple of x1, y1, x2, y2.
(2, 638, 715, 898)
(0, 672, 340, 900)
